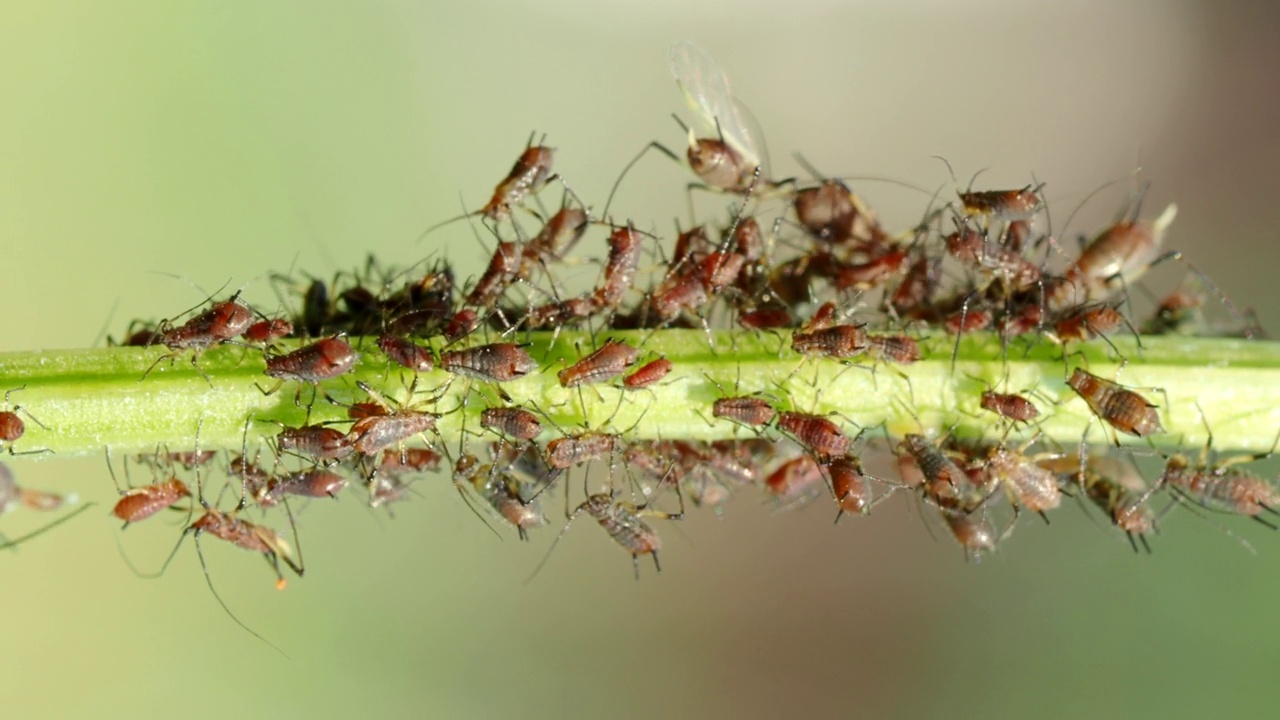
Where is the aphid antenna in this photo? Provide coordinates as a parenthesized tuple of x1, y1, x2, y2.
(0, 502, 95, 551)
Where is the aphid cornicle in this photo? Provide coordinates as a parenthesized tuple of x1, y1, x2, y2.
(1067, 368, 1164, 439)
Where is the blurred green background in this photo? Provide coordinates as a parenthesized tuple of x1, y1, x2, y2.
(3, 1, 1278, 717)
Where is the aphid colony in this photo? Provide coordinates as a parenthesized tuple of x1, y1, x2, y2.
(5, 42, 1273, 613)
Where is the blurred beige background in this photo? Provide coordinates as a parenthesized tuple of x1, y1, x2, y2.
(2, 1, 1278, 718)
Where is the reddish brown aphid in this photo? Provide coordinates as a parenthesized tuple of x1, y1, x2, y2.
(465, 241, 521, 309)
(1049, 203, 1178, 311)
(793, 179, 858, 243)
(0, 388, 45, 454)
(939, 505, 999, 561)
(827, 454, 876, 521)
(264, 336, 358, 384)
(346, 402, 387, 420)
(945, 226, 1041, 290)
(522, 205, 589, 271)
(902, 434, 988, 510)
(544, 432, 619, 471)
(943, 306, 994, 335)
(764, 455, 825, 508)
(648, 273, 708, 324)
(790, 324, 869, 360)
(481, 140, 556, 222)
(591, 225, 646, 311)
(525, 295, 596, 330)
(442, 308, 481, 342)
(186, 506, 304, 585)
(980, 391, 1040, 424)
(111, 478, 191, 528)
(480, 406, 543, 442)
(155, 294, 256, 352)
(349, 411, 438, 457)
(1051, 304, 1126, 343)
(867, 334, 921, 365)
(377, 334, 435, 372)
(242, 318, 293, 345)
(737, 307, 793, 330)
(557, 339, 640, 388)
(711, 397, 777, 429)
(275, 424, 355, 461)
(439, 343, 538, 383)
(623, 358, 673, 390)
(378, 447, 442, 476)
(830, 248, 911, 292)
(255, 470, 347, 507)
(776, 412, 851, 462)
(996, 301, 1044, 338)
(1067, 368, 1165, 438)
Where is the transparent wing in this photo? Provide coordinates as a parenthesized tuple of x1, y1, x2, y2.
(668, 41, 760, 168)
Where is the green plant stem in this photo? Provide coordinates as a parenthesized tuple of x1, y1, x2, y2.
(2, 331, 1278, 459)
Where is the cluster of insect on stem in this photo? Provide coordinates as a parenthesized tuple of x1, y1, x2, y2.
(1, 40, 1276, 648)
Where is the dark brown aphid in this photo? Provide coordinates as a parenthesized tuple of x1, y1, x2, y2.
(901, 434, 989, 510)
(979, 390, 1040, 424)
(377, 334, 435, 372)
(1064, 456, 1156, 552)
(790, 324, 869, 360)
(623, 358, 673, 389)
(480, 406, 543, 442)
(1067, 368, 1164, 438)
(111, 477, 191, 528)
(958, 186, 1043, 226)
(776, 412, 851, 462)
(264, 336, 358, 385)
(242, 318, 293, 345)
(557, 339, 640, 389)
(275, 424, 355, 461)
(737, 307, 793, 330)
(439, 343, 538, 383)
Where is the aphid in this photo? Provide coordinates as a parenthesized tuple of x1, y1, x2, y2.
(454, 454, 547, 540)
(826, 454, 881, 522)
(377, 447, 443, 477)
(254, 469, 347, 508)
(111, 477, 191, 528)
(464, 241, 522, 309)
(776, 412, 851, 463)
(736, 306, 793, 330)
(1067, 368, 1164, 439)
(345, 382, 439, 457)
(982, 444, 1062, 518)
(590, 225, 646, 312)
(866, 334, 921, 365)
(790, 324, 870, 359)
(668, 41, 771, 194)
(241, 318, 294, 345)
(1065, 456, 1156, 552)
(377, 333, 436, 373)
(274, 424, 355, 461)
(544, 432, 620, 472)
(764, 454, 825, 509)
(524, 295, 597, 330)
(901, 434, 989, 510)
(142, 292, 256, 382)
(439, 343, 538, 383)
(534, 485, 684, 581)
(938, 503, 999, 561)
(1048, 203, 1178, 311)
(711, 397, 777, 429)
(942, 305, 994, 335)
(557, 339, 640, 389)
(1050, 303, 1128, 344)
(263, 336, 358, 385)
(944, 223, 1041, 291)
(0, 387, 48, 456)
(521, 203, 590, 272)
(979, 390, 1041, 425)
(480, 406, 543, 442)
(623, 358, 673, 390)
(937, 158, 1043, 226)
(480, 137, 556, 222)
(1150, 425, 1280, 526)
